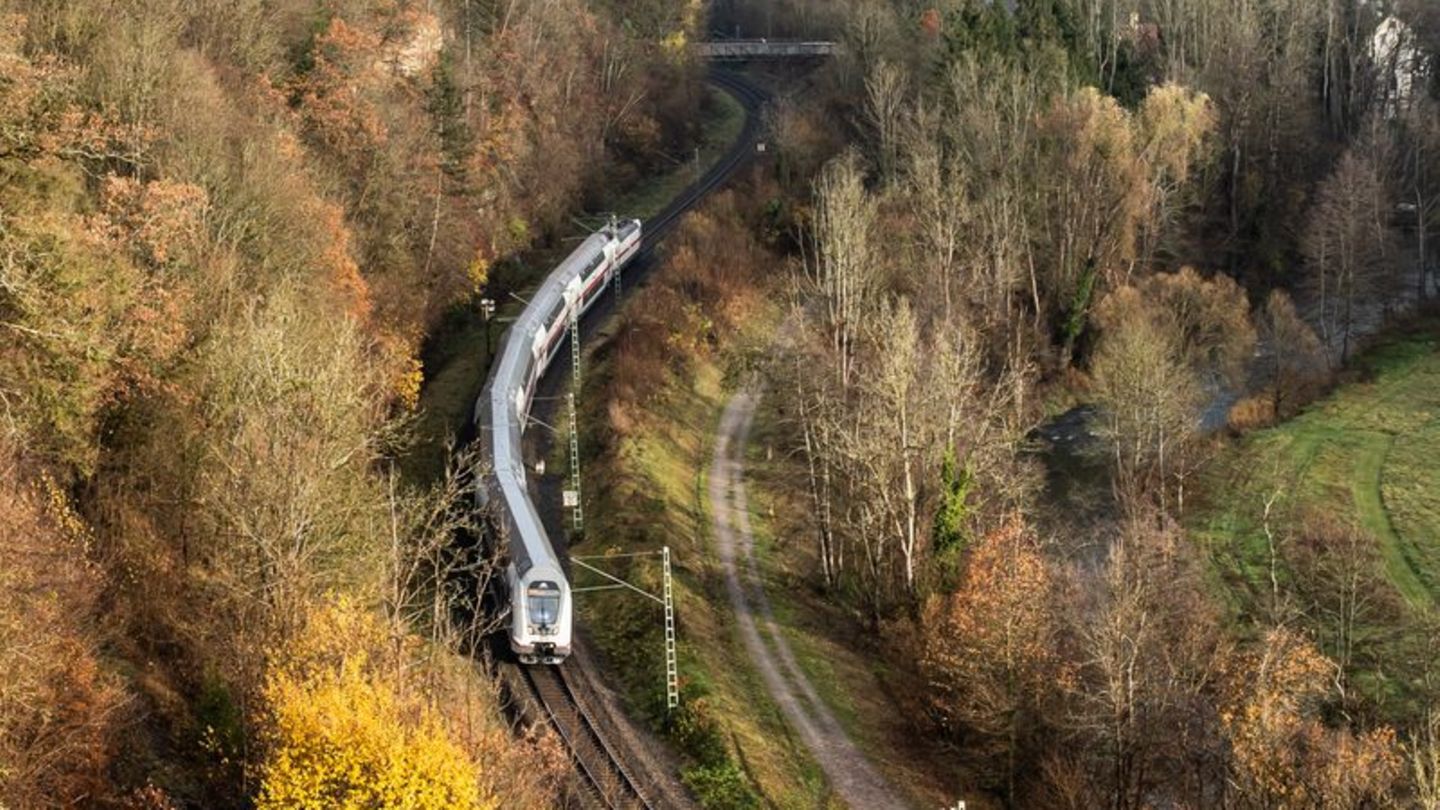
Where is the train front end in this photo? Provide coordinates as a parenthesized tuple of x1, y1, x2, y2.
(510, 565, 573, 664)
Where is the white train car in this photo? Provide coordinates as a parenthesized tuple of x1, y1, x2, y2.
(474, 219, 642, 664)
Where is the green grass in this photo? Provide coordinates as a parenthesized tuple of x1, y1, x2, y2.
(580, 322, 836, 809)
(1194, 326, 1440, 610)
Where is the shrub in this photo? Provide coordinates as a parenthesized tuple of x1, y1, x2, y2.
(682, 761, 762, 810)
(1227, 394, 1277, 433)
(0, 456, 126, 808)
(255, 600, 489, 810)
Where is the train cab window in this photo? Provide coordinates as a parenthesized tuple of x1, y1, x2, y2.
(527, 581, 561, 630)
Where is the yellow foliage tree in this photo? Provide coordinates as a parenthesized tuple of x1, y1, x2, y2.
(255, 601, 492, 810)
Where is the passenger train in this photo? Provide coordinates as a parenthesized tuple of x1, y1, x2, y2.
(474, 219, 643, 664)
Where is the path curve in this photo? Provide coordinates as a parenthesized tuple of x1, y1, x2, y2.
(709, 389, 904, 809)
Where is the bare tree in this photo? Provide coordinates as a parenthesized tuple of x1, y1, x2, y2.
(863, 59, 907, 184)
(774, 284, 844, 590)
(1091, 291, 1202, 510)
(849, 298, 939, 595)
(383, 443, 509, 671)
(1302, 149, 1398, 363)
(1400, 92, 1440, 301)
(1287, 512, 1398, 712)
(1414, 711, 1440, 809)
(805, 151, 878, 390)
(1090, 269, 1255, 511)
(1070, 512, 1229, 808)
(1258, 290, 1329, 418)
(903, 113, 970, 321)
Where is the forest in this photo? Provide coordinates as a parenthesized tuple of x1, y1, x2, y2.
(3, 0, 1440, 807)
(0, 0, 706, 805)
(704, 0, 1440, 805)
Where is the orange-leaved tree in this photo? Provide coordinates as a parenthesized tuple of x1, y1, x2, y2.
(917, 516, 1068, 803)
(1221, 627, 1402, 809)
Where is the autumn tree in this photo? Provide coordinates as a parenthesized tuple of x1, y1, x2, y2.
(184, 283, 388, 664)
(1038, 86, 1149, 365)
(257, 600, 487, 810)
(1133, 83, 1216, 269)
(0, 450, 126, 808)
(1036, 83, 1214, 365)
(1221, 627, 1403, 808)
(917, 517, 1066, 803)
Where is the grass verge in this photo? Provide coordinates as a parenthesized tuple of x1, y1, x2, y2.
(1194, 323, 1440, 605)
(578, 288, 838, 808)
(605, 87, 747, 222)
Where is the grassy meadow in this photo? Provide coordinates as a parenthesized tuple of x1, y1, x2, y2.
(1193, 319, 1440, 712)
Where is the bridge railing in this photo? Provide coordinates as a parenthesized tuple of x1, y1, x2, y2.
(696, 40, 838, 60)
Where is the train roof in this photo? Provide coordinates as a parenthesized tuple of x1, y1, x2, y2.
(486, 231, 611, 578)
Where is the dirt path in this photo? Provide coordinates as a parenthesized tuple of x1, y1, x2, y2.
(709, 389, 905, 809)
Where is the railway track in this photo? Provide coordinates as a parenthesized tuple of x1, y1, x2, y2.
(642, 69, 768, 244)
(521, 664, 655, 809)
(506, 68, 769, 810)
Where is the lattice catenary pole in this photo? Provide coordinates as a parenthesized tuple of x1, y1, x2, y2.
(663, 545, 678, 710)
(568, 308, 584, 532)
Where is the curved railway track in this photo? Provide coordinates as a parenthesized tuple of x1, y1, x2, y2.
(642, 70, 767, 243)
(504, 68, 768, 810)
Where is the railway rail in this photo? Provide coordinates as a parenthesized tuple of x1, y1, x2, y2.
(643, 70, 767, 244)
(502, 68, 768, 809)
(521, 664, 655, 809)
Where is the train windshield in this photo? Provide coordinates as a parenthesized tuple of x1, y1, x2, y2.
(527, 581, 561, 629)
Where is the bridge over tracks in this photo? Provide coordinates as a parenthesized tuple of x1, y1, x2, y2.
(696, 40, 838, 60)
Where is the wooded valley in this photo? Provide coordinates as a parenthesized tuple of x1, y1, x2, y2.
(4, 0, 1440, 807)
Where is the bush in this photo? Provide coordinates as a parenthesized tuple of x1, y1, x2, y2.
(255, 600, 488, 810)
(1227, 395, 1277, 433)
(0, 457, 126, 808)
(682, 761, 762, 810)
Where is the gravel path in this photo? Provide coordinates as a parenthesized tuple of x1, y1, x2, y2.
(709, 389, 905, 810)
